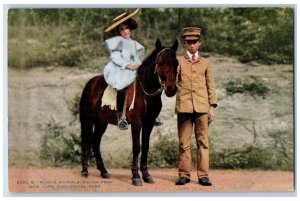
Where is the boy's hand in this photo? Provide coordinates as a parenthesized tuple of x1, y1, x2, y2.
(208, 106, 215, 124)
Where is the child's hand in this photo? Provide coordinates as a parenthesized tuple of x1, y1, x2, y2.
(126, 64, 140, 70)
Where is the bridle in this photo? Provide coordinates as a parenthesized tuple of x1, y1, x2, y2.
(139, 48, 172, 97)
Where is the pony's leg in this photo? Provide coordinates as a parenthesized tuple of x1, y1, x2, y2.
(81, 120, 93, 177)
(92, 123, 110, 178)
(131, 123, 142, 186)
(140, 121, 155, 183)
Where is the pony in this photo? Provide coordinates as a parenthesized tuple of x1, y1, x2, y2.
(80, 39, 178, 186)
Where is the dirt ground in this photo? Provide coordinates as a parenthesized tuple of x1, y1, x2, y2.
(8, 168, 294, 193)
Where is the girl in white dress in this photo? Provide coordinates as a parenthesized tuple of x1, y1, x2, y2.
(103, 9, 144, 130)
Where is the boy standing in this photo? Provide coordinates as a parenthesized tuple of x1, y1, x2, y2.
(175, 27, 217, 186)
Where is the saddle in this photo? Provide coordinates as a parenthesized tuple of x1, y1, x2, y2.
(101, 81, 136, 111)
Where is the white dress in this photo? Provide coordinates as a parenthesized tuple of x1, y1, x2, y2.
(103, 36, 145, 90)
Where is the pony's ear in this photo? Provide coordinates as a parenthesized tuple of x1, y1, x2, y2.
(171, 40, 179, 51)
(155, 39, 162, 49)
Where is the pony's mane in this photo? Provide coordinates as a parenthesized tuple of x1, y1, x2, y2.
(137, 43, 178, 87)
(137, 48, 162, 78)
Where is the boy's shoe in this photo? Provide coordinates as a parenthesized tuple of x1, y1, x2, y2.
(198, 177, 212, 186)
(175, 177, 190, 185)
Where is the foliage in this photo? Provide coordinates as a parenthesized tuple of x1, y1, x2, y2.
(67, 94, 81, 120)
(210, 146, 293, 171)
(40, 91, 84, 167)
(40, 120, 293, 171)
(148, 133, 179, 168)
(148, 132, 199, 168)
(40, 94, 82, 167)
(40, 118, 81, 167)
(148, 130, 293, 171)
(40, 94, 132, 168)
(225, 78, 270, 98)
(8, 7, 294, 69)
(210, 129, 293, 171)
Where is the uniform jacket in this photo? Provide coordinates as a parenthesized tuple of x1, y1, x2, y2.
(175, 53, 217, 113)
(103, 36, 145, 90)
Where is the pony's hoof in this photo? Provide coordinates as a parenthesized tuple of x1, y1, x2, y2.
(132, 178, 142, 186)
(81, 171, 89, 178)
(101, 172, 111, 179)
(142, 175, 155, 184)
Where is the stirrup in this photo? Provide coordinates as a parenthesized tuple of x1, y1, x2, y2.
(118, 119, 128, 130)
(154, 117, 163, 126)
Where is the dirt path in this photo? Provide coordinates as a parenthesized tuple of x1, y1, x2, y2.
(8, 168, 294, 193)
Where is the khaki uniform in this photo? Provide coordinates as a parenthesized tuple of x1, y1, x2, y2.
(176, 54, 217, 179)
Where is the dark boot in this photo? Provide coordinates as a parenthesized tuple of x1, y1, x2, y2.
(118, 116, 128, 130)
(117, 88, 128, 130)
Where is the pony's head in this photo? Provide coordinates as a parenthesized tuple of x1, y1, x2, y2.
(155, 39, 179, 97)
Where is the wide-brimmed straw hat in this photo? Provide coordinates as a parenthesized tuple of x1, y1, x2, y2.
(104, 9, 140, 33)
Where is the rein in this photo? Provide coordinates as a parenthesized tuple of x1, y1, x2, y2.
(139, 48, 171, 97)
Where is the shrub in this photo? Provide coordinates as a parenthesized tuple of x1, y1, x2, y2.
(67, 94, 81, 120)
(40, 93, 82, 167)
(225, 79, 270, 98)
(40, 118, 82, 167)
(149, 130, 293, 171)
(40, 94, 134, 168)
(148, 133, 197, 168)
(210, 145, 293, 171)
(148, 134, 178, 168)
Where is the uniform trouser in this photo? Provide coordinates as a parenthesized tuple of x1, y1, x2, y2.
(177, 112, 209, 179)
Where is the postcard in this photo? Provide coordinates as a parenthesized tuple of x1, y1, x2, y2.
(6, 6, 294, 193)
